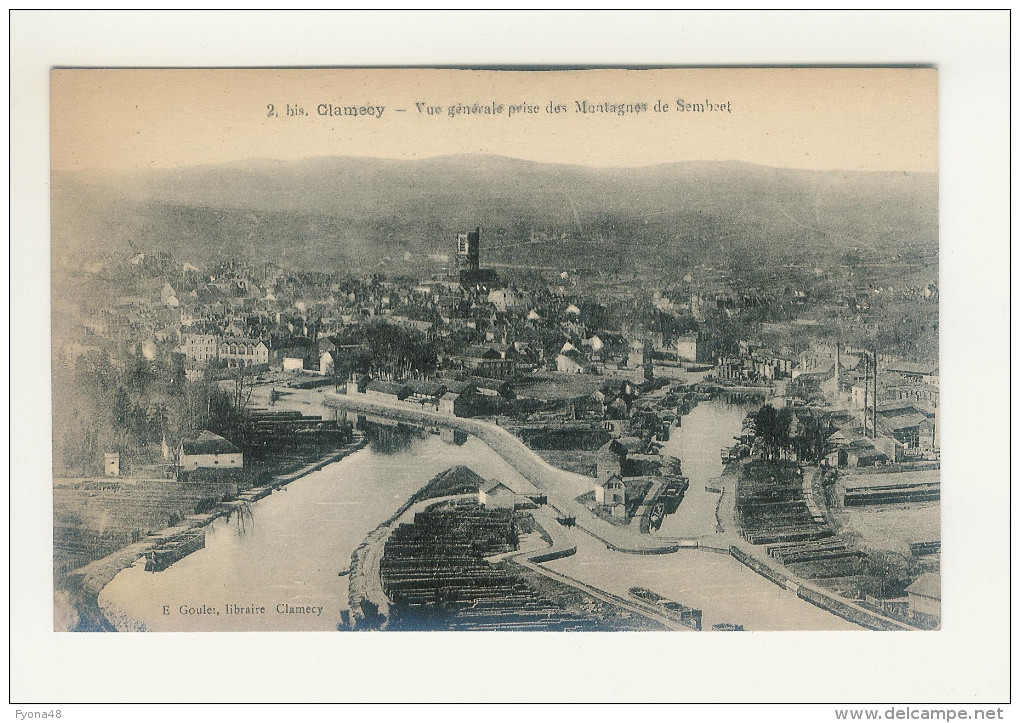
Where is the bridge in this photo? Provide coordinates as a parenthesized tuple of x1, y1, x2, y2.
(324, 393, 695, 554)
(323, 391, 906, 630)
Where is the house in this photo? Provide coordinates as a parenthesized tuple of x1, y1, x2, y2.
(319, 351, 335, 375)
(438, 392, 465, 416)
(487, 288, 523, 311)
(470, 377, 514, 399)
(179, 430, 243, 471)
(283, 356, 306, 372)
(104, 451, 120, 477)
(160, 282, 179, 307)
(871, 435, 904, 464)
(268, 337, 318, 371)
(457, 345, 515, 379)
(851, 383, 868, 409)
(182, 333, 220, 364)
(365, 380, 411, 402)
(478, 480, 516, 509)
(219, 338, 270, 369)
(596, 443, 623, 478)
(905, 573, 940, 626)
(875, 402, 937, 450)
(556, 349, 586, 374)
(405, 379, 448, 406)
(886, 361, 939, 385)
(676, 333, 698, 362)
(847, 441, 889, 468)
(594, 473, 627, 517)
(443, 379, 477, 398)
(346, 374, 373, 395)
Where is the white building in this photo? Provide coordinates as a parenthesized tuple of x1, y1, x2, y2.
(438, 392, 463, 416)
(179, 430, 243, 472)
(594, 473, 626, 517)
(905, 572, 940, 626)
(219, 338, 270, 369)
(478, 480, 516, 509)
(556, 350, 586, 374)
(320, 351, 335, 375)
(182, 333, 219, 364)
(676, 333, 698, 362)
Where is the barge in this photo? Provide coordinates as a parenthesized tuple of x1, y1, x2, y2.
(629, 586, 702, 630)
(145, 530, 206, 572)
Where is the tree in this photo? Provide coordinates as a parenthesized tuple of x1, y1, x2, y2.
(793, 415, 827, 463)
(775, 407, 793, 458)
(232, 366, 255, 412)
(754, 404, 792, 460)
(112, 387, 131, 429)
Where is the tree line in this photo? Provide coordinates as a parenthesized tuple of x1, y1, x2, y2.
(753, 403, 827, 463)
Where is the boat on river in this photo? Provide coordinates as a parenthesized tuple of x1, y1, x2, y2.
(629, 587, 702, 630)
(145, 530, 206, 572)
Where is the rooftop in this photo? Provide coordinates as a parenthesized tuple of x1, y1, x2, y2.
(181, 430, 240, 456)
(905, 572, 941, 600)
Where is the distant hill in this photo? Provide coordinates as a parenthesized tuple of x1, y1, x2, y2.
(51, 154, 937, 275)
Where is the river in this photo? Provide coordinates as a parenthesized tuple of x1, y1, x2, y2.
(99, 398, 857, 632)
(98, 431, 533, 632)
(539, 398, 859, 630)
(654, 398, 752, 539)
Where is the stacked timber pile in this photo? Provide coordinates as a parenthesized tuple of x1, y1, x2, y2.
(736, 461, 832, 545)
(381, 505, 599, 631)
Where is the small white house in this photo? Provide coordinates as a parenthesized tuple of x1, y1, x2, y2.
(320, 351, 335, 375)
(283, 356, 306, 372)
(439, 392, 463, 416)
(905, 572, 941, 625)
(676, 333, 698, 362)
(556, 351, 585, 374)
(594, 473, 626, 517)
(179, 430, 243, 472)
(478, 480, 516, 509)
(104, 451, 120, 477)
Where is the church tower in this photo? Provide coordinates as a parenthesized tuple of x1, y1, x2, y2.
(456, 227, 481, 271)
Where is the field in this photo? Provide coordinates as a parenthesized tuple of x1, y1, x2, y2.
(533, 450, 598, 478)
(841, 502, 941, 555)
(515, 373, 611, 401)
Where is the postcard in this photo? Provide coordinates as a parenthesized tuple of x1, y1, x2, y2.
(46, 67, 944, 637)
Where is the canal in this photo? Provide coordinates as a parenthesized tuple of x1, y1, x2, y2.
(654, 398, 752, 539)
(99, 398, 858, 631)
(539, 398, 859, 630)
(98, 431, 533, 632)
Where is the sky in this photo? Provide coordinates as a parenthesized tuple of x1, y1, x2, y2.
(51, 67, 937, 174)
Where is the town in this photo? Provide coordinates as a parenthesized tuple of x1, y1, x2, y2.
(53, 207, 939, 632)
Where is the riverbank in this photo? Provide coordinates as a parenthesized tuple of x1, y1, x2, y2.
(347, 492, 475, 629)
(60, 435, 367, 632)
(327, 394, 904, 630)
(723, 457, 919, 631)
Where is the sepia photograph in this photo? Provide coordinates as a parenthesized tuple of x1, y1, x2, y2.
(50, 67, 940, 635)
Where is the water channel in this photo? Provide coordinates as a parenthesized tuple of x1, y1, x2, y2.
(98, 432, 532, 632)
(100, 399, 857, 631)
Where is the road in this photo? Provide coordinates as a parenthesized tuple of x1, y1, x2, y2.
(324, 392, 697, 554)
(323, 390, 906, 630)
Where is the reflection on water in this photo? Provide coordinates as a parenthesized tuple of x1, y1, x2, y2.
(98, 432, 531, 632)
(100, 403, 854, 632)
(364, 424, 420, 455)
(655, 400, 754, 538)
